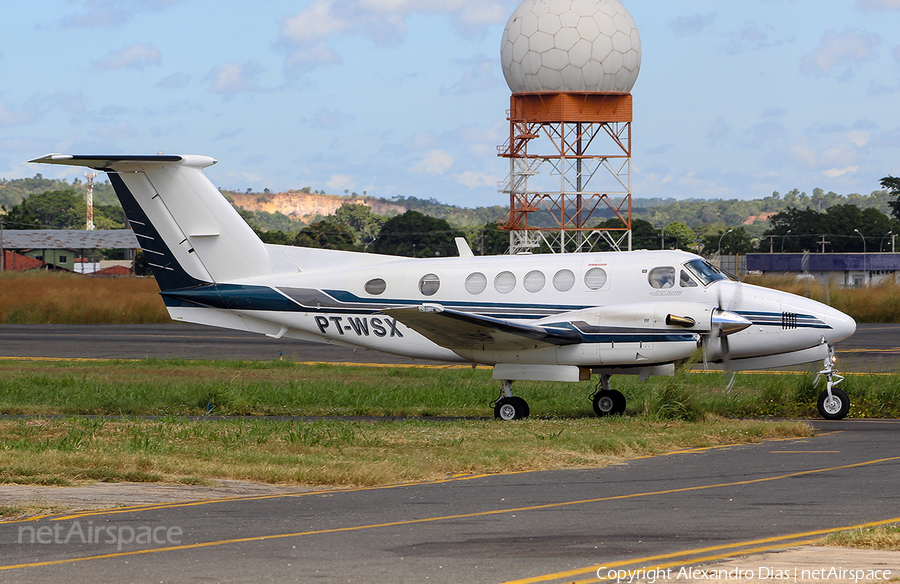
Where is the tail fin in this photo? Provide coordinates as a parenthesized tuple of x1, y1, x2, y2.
(29, 154, 272, 290)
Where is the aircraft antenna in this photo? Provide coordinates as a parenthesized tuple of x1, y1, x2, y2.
(497, 0, 640, 253)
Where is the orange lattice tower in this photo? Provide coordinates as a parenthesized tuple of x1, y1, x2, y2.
(498, 0, 641, 253)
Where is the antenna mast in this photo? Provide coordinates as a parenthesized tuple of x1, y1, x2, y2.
(85, 171, 96, 230)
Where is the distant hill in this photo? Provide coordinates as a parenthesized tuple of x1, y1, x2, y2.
(3, 175, 894, 235)
(1, 174, 118, 209)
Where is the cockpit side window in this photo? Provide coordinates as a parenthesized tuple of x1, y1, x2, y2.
(683, 259, 728, 286)
(648, 267, 676, 289)
(679, 270, 698, 288)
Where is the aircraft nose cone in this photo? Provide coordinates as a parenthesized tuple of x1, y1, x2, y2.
(825, 307, 857, 343)
(712, 309, 752, 336)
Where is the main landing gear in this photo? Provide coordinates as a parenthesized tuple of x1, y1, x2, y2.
(492, 380, 530, 420)
(492, 375, 628, 420)
(815, 347, 849, 420)
(590, 374, 626, 417)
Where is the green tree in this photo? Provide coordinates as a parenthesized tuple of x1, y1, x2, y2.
(882, 176, 900, 221)
(700, 227, 754, 255)
(372, 210, 463, 257)
(294, 220, 356, 250)
(471, 222, 509, 255)
(663, 221, 696, 251)
(1, 190, 84, 229)
(331, 203, 386, 246)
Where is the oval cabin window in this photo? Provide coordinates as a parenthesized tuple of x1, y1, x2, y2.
(494, 271, 516, 294)
(584, 267, 608, 290)
(364, 278, 386, 295)
(418, 273, 440, 296)
(465, 272, 487, 295)
(553, 269, 576, 292)
(524, 270, 545, 293)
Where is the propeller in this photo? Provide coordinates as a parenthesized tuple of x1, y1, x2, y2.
(705, 281, 751, 369)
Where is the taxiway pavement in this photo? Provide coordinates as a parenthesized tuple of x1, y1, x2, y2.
(1, 419, 898, 583)
(0, 322, 897, 372)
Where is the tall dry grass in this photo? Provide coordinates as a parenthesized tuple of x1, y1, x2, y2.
(0, 271, 897, 324)
(0, 271, 169, 324)
(743, 275, 900, 323)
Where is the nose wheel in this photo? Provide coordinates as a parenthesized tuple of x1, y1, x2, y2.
(815, 346, 849, 420)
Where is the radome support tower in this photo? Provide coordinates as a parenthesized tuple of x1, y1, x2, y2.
(498, 0, 641, 253)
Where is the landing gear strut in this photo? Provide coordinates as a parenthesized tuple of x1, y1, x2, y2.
(492, 379, 530, 420)
(590, 374, 626, 417)
(814, 346, 849, 420)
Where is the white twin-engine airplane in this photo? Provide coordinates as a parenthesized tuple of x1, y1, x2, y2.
(31, 154, 857, 420)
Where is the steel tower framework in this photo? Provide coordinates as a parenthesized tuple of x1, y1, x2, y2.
(497, 92, 632, 254)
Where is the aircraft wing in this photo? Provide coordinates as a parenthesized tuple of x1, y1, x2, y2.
(383, 306, 582, 352)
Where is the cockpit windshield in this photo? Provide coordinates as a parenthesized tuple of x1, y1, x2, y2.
(683, 259, 730, 286)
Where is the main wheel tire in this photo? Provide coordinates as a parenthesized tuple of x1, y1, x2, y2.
(592, 390, 626, 417)
(494, 396, 529, 420)
(817, 387, 850, 420)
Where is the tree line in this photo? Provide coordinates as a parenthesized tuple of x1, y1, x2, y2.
(3, 176, 899, 258)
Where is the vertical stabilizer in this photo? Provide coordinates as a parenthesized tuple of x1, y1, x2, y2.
(29, 154, 273, 290)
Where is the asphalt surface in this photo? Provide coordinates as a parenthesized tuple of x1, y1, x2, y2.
(0, 322, 897, 372)
(0, 420, 898, 583)
(0, 324, 898, 582)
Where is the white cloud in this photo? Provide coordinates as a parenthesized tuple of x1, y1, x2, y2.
(61, 0, 185, 28)
(442, 55, 501, 94)
(823, 166, 860, 178)
(206, 61, 266, 95)
(847, 130, 871, 147)
(856, 0, 900, 10)
(801, 28, 881, 77)
(668, 13, 716, 37)
(0, 100, 42, 127)
(157, 73, 191, 89)
(92, 44, 162, 71)
(278, 0, 510, 72)
(412, 149, 454, 174)
(327, 174, 354, 190)
(454, 170, 494, 188)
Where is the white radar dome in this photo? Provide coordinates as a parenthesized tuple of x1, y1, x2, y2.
(500, 0, 642, 93)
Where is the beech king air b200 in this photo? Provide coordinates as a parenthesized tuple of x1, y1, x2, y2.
(30, 153, 858, 420)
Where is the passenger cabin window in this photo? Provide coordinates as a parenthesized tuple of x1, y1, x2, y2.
(494, 271, 516, 294)
(648, 267, 675, 289)
(418, 273, 440, 296)
(553, 269, 575, 292)
(584, 267, 608, 290)
(523, 270, 545, 293)
(465, 272, 487, 295)
(365, 278, 387, 295)
(679, 270, 698, 288)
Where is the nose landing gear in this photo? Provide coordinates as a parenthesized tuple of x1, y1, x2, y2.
(815, 346, 849, 420)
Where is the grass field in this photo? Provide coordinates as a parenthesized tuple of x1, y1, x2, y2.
(0, 358, 897, 490)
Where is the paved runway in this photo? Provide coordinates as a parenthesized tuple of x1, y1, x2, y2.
(1, 322, 898, 372)
(1, 419, 898, 583)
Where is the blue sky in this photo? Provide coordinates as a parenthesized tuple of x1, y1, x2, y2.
(2, 0, 899, 209)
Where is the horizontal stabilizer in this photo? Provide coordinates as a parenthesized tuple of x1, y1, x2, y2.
(383, 306, 582, 352)
(29, 153, 273, 289)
